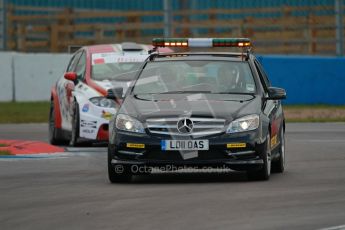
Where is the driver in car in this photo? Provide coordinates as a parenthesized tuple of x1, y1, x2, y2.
(217, 64, 241, 93)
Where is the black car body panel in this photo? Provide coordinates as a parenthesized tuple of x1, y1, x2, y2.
(107, 45, 286, 181)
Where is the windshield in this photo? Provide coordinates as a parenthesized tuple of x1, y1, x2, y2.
(133, 60, 256, 95)
(91, 52, 146, 81)
(92, 62, 143, 81)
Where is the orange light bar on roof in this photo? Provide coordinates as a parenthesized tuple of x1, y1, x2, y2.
(157, 39, 188, 47)
(152, 38, 251, 48)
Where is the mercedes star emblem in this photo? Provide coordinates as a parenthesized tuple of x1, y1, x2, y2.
(177, 118, 194, 133)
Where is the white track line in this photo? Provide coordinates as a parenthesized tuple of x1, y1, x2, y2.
(319, 224, 345, 230)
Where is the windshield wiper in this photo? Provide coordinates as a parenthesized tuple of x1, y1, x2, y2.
(159, 90, 212, 94)
(216, 92, 255, 95)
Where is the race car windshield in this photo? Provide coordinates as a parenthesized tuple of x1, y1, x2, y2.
(133, 61, 256, 95)
(92, 62, 143, 81)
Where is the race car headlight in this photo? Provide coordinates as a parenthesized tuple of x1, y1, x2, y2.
(89, 97, 116, 108)
(115, 114, 145, 133)
(227, 114, 259, 133)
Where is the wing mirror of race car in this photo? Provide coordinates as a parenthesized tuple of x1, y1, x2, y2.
(64, 72, 78, 84)
(107, 87, 124, 100)
(266, 87, 287, 100)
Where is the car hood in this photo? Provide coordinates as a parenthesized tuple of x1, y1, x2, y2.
(119, 93, 262, 122)
(94, 80, 131, 96)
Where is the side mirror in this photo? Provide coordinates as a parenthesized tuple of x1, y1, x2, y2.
(64, 72, 78, 83)
(107, 87, 124, 100)
(267, 87, 286, 100)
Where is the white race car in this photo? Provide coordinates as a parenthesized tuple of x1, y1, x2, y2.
(49, 42, 168, 146)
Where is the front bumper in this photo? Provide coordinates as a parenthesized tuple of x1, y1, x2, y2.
(79, 105, 115, 141)
(110, 130, 265, 171)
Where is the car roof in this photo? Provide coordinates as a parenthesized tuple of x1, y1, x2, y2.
(85, 43, 151, 54)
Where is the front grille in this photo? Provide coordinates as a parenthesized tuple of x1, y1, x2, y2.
(146, 117, 226, 137)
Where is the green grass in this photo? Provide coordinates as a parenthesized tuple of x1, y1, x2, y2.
(0, 102, 345, 123)
(283, 104, 345, 109)
(283, 104, 345, 122)
(0, 143, 8, 147)
(286, 117, 345, 122)
(0, 102, 50, 123)
(0, 150, 11, 155)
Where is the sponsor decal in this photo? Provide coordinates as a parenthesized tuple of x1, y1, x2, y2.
(126, 143, 145, 149)
(227, 143, 247, 148)
(102, 111, 114, 121)
(82, 129, 95, 134)
(116, 57, 146, 63)
(92, 53, 147, 65)
(80, 120, 97, 129)
(93, 58, 105, 64)
(82, 104, 90, 113)
(271, 134, 278, 148)
(64, 82, 74, 105)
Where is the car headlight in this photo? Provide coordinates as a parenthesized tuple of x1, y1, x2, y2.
(115, 114, 145, 133)
(89, 97, 116, 108)
(227, 114, 259, 133)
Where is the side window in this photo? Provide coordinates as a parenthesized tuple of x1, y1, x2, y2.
(254, 59, 271, 90)
(67, 52, 82, 72)
(75, 51, 86, 80)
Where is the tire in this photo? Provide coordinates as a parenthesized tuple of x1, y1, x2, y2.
(272, 128, 285, 173)
(108, 145, 132, 183)
(247, 133, 271, 181)
(69, 100, 80, 147)
(48, 101, 64, 145)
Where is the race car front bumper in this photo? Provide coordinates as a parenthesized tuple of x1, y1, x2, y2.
(79, 103, 116, 141)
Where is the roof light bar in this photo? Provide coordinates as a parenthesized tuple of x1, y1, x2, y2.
(152, 38, 251, 48)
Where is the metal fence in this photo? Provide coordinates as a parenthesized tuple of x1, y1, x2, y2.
(2, 0, 345, 55)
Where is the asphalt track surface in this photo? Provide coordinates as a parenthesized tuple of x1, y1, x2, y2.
(1, 123, 345, 230)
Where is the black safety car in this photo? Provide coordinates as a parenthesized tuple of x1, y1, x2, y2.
(107, 38, 286, 182)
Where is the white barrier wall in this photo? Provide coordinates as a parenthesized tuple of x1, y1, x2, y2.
(14, 53, 70, 101)
(0, 52, 15, 101)
(0, 52, 70, 102)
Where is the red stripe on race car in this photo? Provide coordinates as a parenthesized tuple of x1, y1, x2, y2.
(51, 86, 62, 129)
(86, 78, 107, 96)
(88, 44, 116, 53)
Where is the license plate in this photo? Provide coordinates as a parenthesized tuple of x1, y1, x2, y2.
(161, 140, 209, 151)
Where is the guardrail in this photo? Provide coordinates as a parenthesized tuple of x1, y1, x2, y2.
(5, 4, 345, 54)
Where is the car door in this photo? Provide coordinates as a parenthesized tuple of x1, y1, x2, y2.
(70, 50, 88, 112)
(68, 50, 87, 117)
(57, 51, 82, 130)
(254, 58, 281, 147)
(69, 50, 87, 99)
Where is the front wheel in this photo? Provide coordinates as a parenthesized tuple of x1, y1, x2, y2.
(272, 128, 285, 173)
(69, 101, 80, 147)
(48, 101, 64, 145)
(247, 134, 271, 181)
